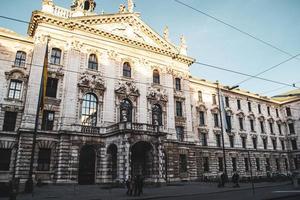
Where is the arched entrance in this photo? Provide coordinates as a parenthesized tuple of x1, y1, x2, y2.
(78, 145, 96, 185)
(131, 141, 154, 178)
(107, 144, 118, 181)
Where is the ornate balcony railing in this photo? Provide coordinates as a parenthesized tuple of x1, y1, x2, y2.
(70, 122, 165, 135)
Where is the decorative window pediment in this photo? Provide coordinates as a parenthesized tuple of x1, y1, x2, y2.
(78, 72, 105, 92)
(5, 69, 28, 82)
(115, 81, 139, 97)
(147, 87, 168, 102)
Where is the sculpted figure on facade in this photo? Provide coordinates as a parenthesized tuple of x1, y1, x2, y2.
(163, 26, 170, 42)
(78, 72, 105, 91)
(128, 0, 134, 13)
(119, 4, 127, 13)
(147, 87, 168, 102)
(115, 81, 139, 97)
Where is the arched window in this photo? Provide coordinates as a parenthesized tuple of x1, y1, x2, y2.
(123, 62, 131, 78)
(120, 99, 132, 122)
(14, 51, 26, 67)
(88, 54, 98, 70)
(153, 69, 160, 84)
(152, 104, 162, 125)
(50, 48, 62, 65)
(175, 78, 181, 90)
(81, 93, 98, 126)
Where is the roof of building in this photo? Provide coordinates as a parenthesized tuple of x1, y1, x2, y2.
(272, 89, 300, 103)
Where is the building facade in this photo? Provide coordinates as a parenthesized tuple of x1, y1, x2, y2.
(0, 0, 299, 185)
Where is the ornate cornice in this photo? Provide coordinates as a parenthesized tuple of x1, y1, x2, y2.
(28, 11, 195, 66)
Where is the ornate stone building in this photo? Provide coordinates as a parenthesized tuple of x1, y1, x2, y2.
(0, 0, 299, 185)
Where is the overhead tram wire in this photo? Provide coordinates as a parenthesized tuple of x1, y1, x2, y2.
(235, 53, 300, 86)
(174, 0, 300, 62)
(261, 81, 300, 95)
(194, 61, 300, 89)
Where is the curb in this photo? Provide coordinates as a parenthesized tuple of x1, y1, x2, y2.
(125, 182, 292, 200)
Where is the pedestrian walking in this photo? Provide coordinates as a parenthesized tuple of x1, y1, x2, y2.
(126, 177, 131, 195)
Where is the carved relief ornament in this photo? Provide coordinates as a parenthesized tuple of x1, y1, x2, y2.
(78, 72, 105, 93)
(115, 81, 139, 97)
(147, 87, 168, 102)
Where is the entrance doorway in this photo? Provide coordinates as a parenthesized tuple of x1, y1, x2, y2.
(131, 141, 153, 178)
(78, 145, 96, 184)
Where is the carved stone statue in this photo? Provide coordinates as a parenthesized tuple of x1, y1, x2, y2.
(179, 35, 187, 55)
(147, 87, 168, 102)
(119, 4, 126, 13)
(163, 26, 170, 42)
(115, 81, 139, 96)
(128, 0, 134, 13)
(78, 72, 105, 91)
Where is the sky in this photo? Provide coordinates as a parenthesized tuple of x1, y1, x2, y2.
(0, 0, 299, 97)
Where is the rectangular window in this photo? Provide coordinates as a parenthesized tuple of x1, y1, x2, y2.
(239, 117, 244, 130)
(203, 157, 209, 172)
(263, 138, 268, 150)
(252, 137, 257, 149)
(8, 80, 22, 99)
(276, 158, 280, 171)
(213, 113, 219, 127)
(50, 48, 61, 65)
(229, 135, 234, 148)
(212, 94, 217, 105)
(37, 148, 51, 171)
(288, 123, 295, 134)
(273, 139, 277, 150)
(3, 111, 17, 132)
(216, 134, 221, 147)
(176, 126, 184, 142)
(225, 97, 229, 107)
(276, 108, 279, 117)
(0, 149, 11, 171)
(248, 102, 252, 112)
(266, 158, 271, 171)
(175, 78, 181, 91)
(281, 140, 285, 150)
(179, 154, 187, 173)
(286, 107, 291, 116)
(269, 122, 274, 134)
(258, 104, 261, 114)
(291, 140, 298, 150)
(198, 91, 203, 102)
(294, 158, 299, 170)
(176, 101, 183, 117)
(278, 124, 282, 135)
(250, 119, 255, 132)
(256, 158, 260, 171)
(218, 157, 223, 172)
(267, 106, 270, 115)
(232, 157, 237, 172)
(244, 158, 249, 172)
(225, 114, 232, 132)
(42, 111, 55, 131)
(237, 99, 241, 110)
(285, 158, 288, 171)
(46, 78, 58, 98)
(201, 133, 207, 146)
(199, 111, 205, 126)
(241, 137, 246, 149)
(260, 121, 264, 133)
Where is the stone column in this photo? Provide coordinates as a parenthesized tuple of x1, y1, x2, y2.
(165, 72, 176, 139)
(60, 45, 81, 129)
(21, 38, 47, 129)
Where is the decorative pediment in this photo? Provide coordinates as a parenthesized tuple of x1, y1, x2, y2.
(247, 113, 255, 120)
(258, 115, 265, 121)
(5, 69, 28, 82)
(174, 90, 185, 100)
(213, 128, 221, 135)
(238, 132, 247, 138)
(196, 103, 207, 112)
(198, 127, 209, 134)
(115, 81, 139, 97)
(236, 111, 245, 118)
(78, 72, 105, 91)
(267, 117, 274, 123)
(147, 87, 168, 102)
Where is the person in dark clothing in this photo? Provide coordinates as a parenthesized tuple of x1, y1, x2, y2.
(218, 173, 226, 187)
(133, 175, 139, 196)
(126, 177, 131, 195)
(138, 175, 144, 195)
(232, 172, 240, 187)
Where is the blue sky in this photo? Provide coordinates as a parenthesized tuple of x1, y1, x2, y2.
(0, 0, 299, 96)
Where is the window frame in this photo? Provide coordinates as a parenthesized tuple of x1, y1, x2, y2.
(8, 79, 22, 100)
(14, 51, 26, 67)
(3, 111, 17, 132)
(0, 148, 11, 171)
(81, 93, 98, 126)
(153, 69, 160, 84)
(88, 54, 98, 70)
(175, 78, 181, 91)
(42, 110, 55, 131)
(50, 48, 62, 65)
(46, 77, 58, 98)
(37, 148, 51, 171)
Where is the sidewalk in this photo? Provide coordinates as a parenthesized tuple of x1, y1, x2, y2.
(1, 181, 294, 200)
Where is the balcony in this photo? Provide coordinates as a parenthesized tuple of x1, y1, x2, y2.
(70, 122, 166, 136)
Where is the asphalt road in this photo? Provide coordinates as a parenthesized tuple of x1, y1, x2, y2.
(153, 185, 300, 200)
